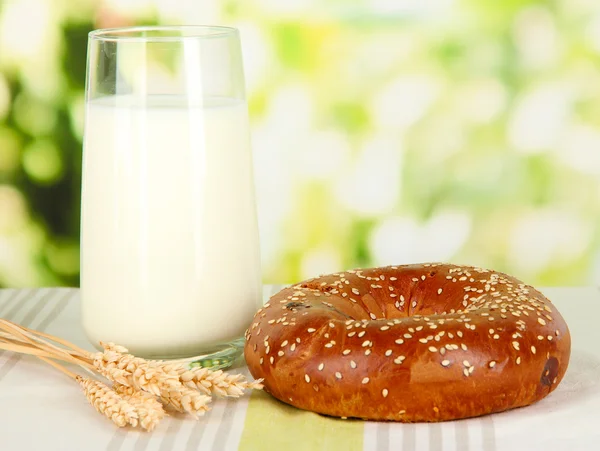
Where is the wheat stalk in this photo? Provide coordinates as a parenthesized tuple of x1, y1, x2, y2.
(36, 356, 139, 429)
(0, 319, 263, 430)
(92, 344, 212, 417)
(99, 342, 262, 397)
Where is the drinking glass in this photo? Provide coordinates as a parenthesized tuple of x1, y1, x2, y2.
(81, 26, 262, 367)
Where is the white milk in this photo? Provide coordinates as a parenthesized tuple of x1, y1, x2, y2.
(80, 95, 262, 357)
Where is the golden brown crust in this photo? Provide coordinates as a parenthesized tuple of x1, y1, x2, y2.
(243, 263, 571, 421)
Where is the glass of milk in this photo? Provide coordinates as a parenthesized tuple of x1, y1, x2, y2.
(81, 26, 262, 365)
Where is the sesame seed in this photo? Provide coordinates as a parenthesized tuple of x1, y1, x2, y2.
(419, 338, 428, 344)
(461, 344, 468, 351)
(395, 339, 404, 344)
(421, 275, 426, 281)
(329, 322, 335, 328)
(307, 328, 316, 333)
(463, 368, 469, 377)
(365, 349, 372, 355)
(489, 361, 496, 368)
(281, 340, 288, 347)
(278, 351, 284, 357)
(438, 288, 443, 295)
(350, 360, 357, 368)
(394, 356, 405, 364)
(512, 341, 520, 351)
(531, 346, 536, 354)
(318, 363, 324, 371)
(369, 313, 377, 319)
(385, 349, 393, 356)
(463, 360, 471, 367)
(429, 346, 438, 353)
(441, 360, 450, 367)
(362, 377, 370, 384)
(538, 317, 547, 326)
(335, 372, 342, 379)
(362, 340, 371, 347)
(404, 333, 412, 339)
(270, 356, 274, 364)
(352, 288, 360, 295)
(382, 389, 389, 398)
(343, 349, 351, 355)
(259, 357, 264, 364)
(516, 357, 521, 365)
(469, 366, 475, 374)
(324, 343, 333, 348)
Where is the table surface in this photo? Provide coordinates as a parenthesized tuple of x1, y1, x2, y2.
(0, 286, 599, 451)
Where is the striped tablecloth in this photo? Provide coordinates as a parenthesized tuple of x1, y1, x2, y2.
(0, 286, 599, 451)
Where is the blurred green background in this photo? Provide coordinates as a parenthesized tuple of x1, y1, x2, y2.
(0, 0, 599, 288)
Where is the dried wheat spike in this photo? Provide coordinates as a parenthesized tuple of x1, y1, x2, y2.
(113, 384, 165, 432)
(93, 345, 210, 417)
(76, 376, 138, 428)
(93, 348, 180, 396)
(100, 342, 263, 397)
(102, 342, 129, 354)
(159, 386, 212, 419)
(177, 367, 264, 397)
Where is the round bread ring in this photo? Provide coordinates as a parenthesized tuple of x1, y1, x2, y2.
(244, 263, 571, 422)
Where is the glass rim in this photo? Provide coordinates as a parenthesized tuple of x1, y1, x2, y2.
(88, 25, 238, 42)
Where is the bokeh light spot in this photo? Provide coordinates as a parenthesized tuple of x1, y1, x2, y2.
(22, 140, 64, 185)
(45, 240, 80, 276)
(12, 94, 58, 136)
(0, 128, 21, 174)
(0, 73, 10, 120)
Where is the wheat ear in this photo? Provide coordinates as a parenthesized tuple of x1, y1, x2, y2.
(76, 376, 139, 428)
(100, 342, 263, 397)
(36, 355, 139, 429)
(178, 367, 263, 397)
(93, 345, 211, 417)
(113, 384, 165, 431)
